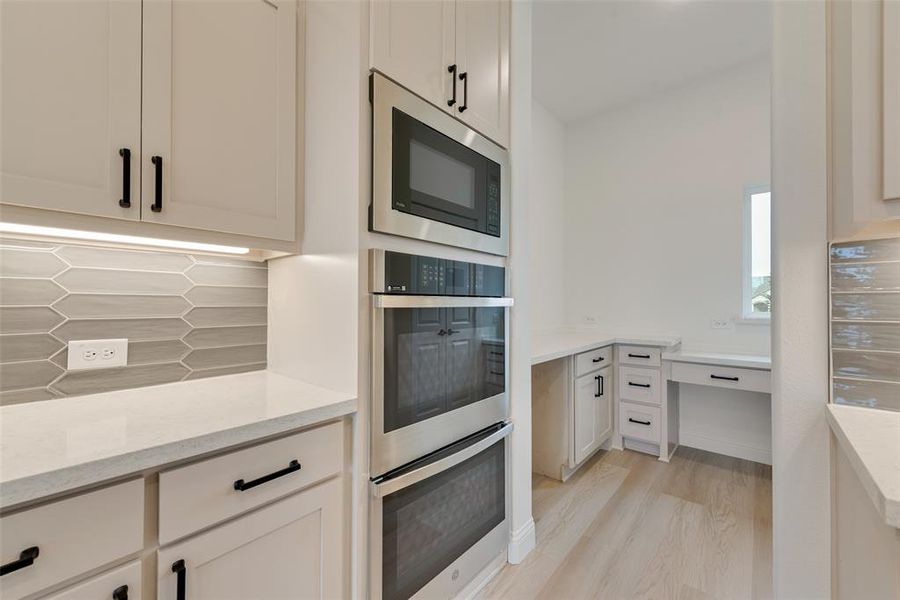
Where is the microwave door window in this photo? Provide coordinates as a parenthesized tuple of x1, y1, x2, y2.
(410, 140, 476, 210)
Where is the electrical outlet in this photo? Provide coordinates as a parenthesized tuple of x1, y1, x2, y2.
(711, 319, 733, 330)
(583, 315, 598, 324)
(68, 339, 128, 370)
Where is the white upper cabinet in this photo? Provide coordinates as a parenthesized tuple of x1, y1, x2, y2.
(142, 0, 297, 241)
(454, 0, 510, 147)
(370, 0, 456, 112)
(0, 0, 141, 220)
(370, 0, 510, 148)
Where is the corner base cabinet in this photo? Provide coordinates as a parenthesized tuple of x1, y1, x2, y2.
(157, 477, 343, 600)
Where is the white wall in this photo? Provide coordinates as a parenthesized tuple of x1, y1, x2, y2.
(529, 101, 567, 333)
(563, 58, 770, 354)
(549, 59, 772, 463)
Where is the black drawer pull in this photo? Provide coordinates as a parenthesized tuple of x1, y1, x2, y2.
(112, 585, 129, 600)
(592, 356, 605, 363)
(234, 459, 301, 491)
(447, 64, 457, 107)
(151, 155, 163, 212)
(0, 546, 39, 576)
(595, 374, 604, 397)
(628, 418, 652, 426)
(118, 148, 131, 208)
(628, 382, 651, 388)
(458, 71, 468, 112)
(172, 560, 186, 600)
(710, 375, 740, 382)
(627, 353, 651, 359)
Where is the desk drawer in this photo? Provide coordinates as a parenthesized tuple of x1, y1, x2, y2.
(670, 362, 771, 394)
(575, 346, 612, 376)
(619, 401, 661, 444)
(618, 345, 661, 367)
(159, 421, 343, 545)
(0, 480, 144, 600)
(44, 560, 142, 600)
(618, 366, 661, 405)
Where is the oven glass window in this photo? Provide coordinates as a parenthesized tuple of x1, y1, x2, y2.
(382, 439, 505, 600)
(383, 306, 505, 433)
(409, 139, 476, 209)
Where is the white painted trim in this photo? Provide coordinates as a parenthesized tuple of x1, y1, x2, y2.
(742, 184, 772, 320)
(457, 550, 508, 600)
(506, 518, 536, 565)
(884, 0, 900, 200)
(680, 431, 772, 465)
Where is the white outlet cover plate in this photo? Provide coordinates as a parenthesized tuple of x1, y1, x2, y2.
(67, 339, 128, 371)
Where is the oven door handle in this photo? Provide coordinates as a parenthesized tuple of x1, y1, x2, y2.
(373, 295, 514, 309)
(371, 422, 513, 498)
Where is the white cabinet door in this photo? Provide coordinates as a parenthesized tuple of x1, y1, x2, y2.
(142, 0, 297, 241)
(0, 0, 141, 220)
(573, 367, 611, 464)
(454, 0, 510, 147)
(370, 0, 456, 113)
(158, 478, 343, 600)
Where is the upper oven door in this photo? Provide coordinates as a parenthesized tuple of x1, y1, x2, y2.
(371, 294, 512, 476)
(371, 73, 510, 256)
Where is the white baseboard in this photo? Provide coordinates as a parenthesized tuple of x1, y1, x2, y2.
(680, 431, 772, 465)
(507, 518, 535, 564)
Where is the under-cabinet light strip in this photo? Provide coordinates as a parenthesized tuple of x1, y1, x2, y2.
(0, 222, 250, 255)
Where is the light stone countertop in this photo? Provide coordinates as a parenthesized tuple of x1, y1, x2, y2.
(826, 403, 900, 528)
(531, 330, 681, 364)
(0, 370, 356, 510)
(661, 350, 772, 370)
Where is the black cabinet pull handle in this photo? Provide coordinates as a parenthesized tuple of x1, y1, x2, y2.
(458, 72, 468, 113)
(0, 546, 39, 576)
(628, 418, 652, 426)
(446, 328, 458, 335)
(628, 353, 651, 359)
(628, 382, 651, 388)
(490, 370, 503, 376)
(151, 155, 163, 212)
(595, 374, 604, 397)
(447, 64, 457, 107)
(172, 560, 186, 600)
(592, 356, 605, 363)
(710, 375, 740, 382)
(118, 148, 131, 208)
(438, 329, 447, 336)
(112, 585, 129, 600)
(233, 459, 301, 492)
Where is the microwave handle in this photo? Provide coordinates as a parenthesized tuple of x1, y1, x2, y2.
(373, 295, 514, 309)
(371, 422, 513, 498)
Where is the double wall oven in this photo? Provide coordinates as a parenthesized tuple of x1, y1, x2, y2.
(370, 250, 512, 600)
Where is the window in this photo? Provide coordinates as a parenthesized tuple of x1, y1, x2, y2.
(743, 186, 771, 320)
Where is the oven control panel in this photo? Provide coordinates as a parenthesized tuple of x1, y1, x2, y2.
(376, 250, 505, 297)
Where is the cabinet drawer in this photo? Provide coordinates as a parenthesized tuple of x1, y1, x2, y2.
(159, 421, 343, 545)
(44, 560, 142, 600)
(618, 366, 661, 405)
(670, 362, 771, 394)
(575, 346, 613, 376)
(619, 401, 661, 444)
(618, 345, 661, 367)
(0, 479, 144, 600)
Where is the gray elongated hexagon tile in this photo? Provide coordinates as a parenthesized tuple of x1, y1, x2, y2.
(831, 263, 900, 292)
(185, 363, 266, 380)
(830, 237, 900, 263)
(832, 350, 900, 383)
(185, 264, 267, 287)
(0, 248, 67, 277)
(53, 294, 190, 319)
(183, 344, 267, 370)
(51, 363, 190, 396)
(52, 318, 191, 343)
(832, 293, 900, 321)
(185, 286, 267, 307)
(183, 307, 267, 327)
(56, 245, 194, 272)
(55, 268, 192, 295)
(0, 360, 64, 392)
(183, 326, 267, 349)
(0, 387, 60, 407)
(0, 307, 65, 334)
(0, 279, 66, 306)
(0, 334, 64, 363)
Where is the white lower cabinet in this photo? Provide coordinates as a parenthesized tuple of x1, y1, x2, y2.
(157, 477, 343, 600)
(43, 561, 141, 600)
(573, 366, 612, 465)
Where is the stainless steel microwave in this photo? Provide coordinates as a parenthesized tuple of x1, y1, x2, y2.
(370, 73, 510, 256)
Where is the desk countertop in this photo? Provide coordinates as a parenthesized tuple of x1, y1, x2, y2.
(531, 331, 681, 364)
(661, 350, 771, 370)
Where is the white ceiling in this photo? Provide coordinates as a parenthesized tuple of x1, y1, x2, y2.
(533, 0, 772, 123)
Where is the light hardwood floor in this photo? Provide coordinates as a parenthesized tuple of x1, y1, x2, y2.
(477, 447, 772, 600)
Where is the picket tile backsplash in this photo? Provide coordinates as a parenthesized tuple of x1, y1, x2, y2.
(830, 236, 900, 411)
(0, 237, 267, 405)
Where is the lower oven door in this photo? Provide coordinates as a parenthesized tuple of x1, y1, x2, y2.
(370, 422, 512, 600)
